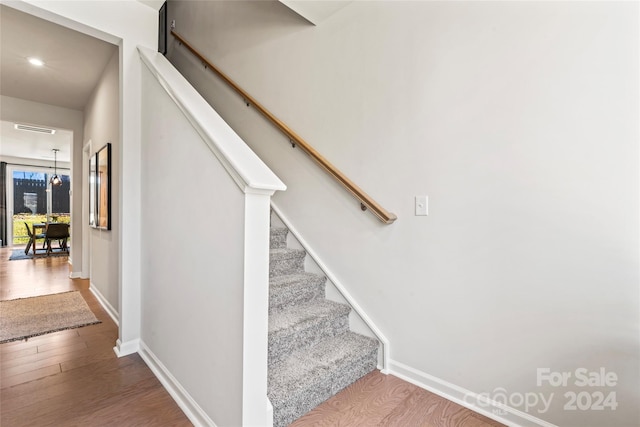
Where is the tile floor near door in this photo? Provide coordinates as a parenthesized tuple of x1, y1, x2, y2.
(0, 246, 505, 427)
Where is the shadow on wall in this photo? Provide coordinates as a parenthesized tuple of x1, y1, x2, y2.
(169, 0, 311, 60)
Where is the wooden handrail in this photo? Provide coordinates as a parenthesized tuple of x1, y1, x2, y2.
(171, 31, 397, 225)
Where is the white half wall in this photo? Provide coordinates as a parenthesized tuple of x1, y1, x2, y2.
(141, 62, 245, 426)
(139, 47, 284, 426)
(167, 2, 639, 426)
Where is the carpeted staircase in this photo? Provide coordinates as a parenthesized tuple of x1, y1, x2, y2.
(268, 225, 379, 427)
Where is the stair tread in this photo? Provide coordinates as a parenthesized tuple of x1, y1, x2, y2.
(270, 248, 306, 279)
(270, 227, 289, 249)
(270, 248, 305, 257)
(270, 272, 325, 288)
(269, 299, 350, 335)
(268, 331, 378, 402)
(269, 272, 326, 312)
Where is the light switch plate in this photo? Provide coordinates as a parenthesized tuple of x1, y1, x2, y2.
(415, 196, 428, 216)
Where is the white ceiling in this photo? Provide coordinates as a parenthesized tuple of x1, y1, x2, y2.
(0, 5, 117, 110)
(138, 0, 165, 11)
(278, 1, 351, 25)
(0, 4, 118, 162)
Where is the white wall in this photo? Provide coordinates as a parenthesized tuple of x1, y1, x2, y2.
(84, 49, 119, 312)
(140, 63, 245, 426)
(12, 0, 159, 355)
(0, 95, 83, 271)
(168, 2, 639, 426)
(0, 155, 70, 170)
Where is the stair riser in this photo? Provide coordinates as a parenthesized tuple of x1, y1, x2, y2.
(270, 229, 288, 249)
(269, 315, 349, 368)
(269, 281, 325, 313)
(271, 348, 378, 427)
(269, 254, 305, 277)
(272, 374, 332, 427)
(330, 349, 378, 394)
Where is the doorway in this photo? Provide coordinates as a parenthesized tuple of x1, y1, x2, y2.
(7, 165, 70, 247)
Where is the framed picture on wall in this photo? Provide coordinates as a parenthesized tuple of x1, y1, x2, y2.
(89, 153, 97, 228)
(95, 143, 111, 230)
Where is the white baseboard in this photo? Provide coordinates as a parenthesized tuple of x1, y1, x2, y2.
(389, 360, 557, 427)
(266, 398, 274, 427)
(68, 260, 86, 279)
(89, 282, 119, 326)
(139, 341, 217, 427)
(114, 338, 139, 357)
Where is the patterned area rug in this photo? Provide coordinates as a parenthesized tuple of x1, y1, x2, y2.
(0, 291, 101, 343)
(8, 248, 69, 261)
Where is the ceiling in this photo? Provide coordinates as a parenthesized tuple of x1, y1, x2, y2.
(0, 4, 117, 110)
(139, 0, 165, 11)
(278, 1, 351, 25)
(0, 4, 118, 163)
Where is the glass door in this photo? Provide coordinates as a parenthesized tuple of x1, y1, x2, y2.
(11, 169, 70, 246)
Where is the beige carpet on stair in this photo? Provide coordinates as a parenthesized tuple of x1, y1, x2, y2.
(0, 291, 101, 343)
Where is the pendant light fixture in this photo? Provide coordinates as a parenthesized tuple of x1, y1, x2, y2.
(50, 149, 62, 186)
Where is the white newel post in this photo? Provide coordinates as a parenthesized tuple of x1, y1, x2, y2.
(243, 190, 276, 426)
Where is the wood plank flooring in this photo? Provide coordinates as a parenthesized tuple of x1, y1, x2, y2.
(1, 246, 504, 427)
(0, 247, 192, 427)
(290, 370, 505, 427)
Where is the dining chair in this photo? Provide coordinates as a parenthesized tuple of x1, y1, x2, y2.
(44, 223, 70, 255)
(24, 222, 46, 255)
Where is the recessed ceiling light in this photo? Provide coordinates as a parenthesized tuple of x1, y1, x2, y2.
(28, 57, 44, 67)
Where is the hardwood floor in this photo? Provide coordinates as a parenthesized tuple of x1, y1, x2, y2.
(290, 371, 504, 427)
(0, 246, 192, 427)
(1, 246, 504, 427)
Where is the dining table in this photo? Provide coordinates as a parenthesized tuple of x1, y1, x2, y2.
(30, 223, 69, 255)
